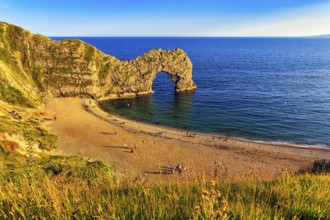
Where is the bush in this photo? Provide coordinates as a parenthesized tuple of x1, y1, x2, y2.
(299, 159, 330, 174)
(41, 155, 111, 179)
(0, 84, 35, 108)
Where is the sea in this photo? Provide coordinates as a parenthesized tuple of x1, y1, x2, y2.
(54, 37, 330, 148)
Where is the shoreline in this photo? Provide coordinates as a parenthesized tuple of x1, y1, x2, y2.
(96, 99, 330, 151)
(45, 97, 330, 182)
(98, 97, 330, 151)
(102, 109, 330, 150)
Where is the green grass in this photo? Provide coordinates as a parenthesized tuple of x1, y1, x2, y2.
(0, 144, 6, 156)
(0, 48, 11, 65)
(0, 48, 39, 108)
(0, 83, 35, 108)
(99, 62, 111, 79)
(0, 119, 58, 151)
(0, 157, 329, 219)
(84, 45, 95, 62)
(224, 174, 330, 219)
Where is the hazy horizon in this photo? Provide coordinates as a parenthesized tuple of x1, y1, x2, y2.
(49, 35, 330, 38)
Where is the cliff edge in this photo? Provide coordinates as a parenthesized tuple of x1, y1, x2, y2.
(0, 22, 196, 106)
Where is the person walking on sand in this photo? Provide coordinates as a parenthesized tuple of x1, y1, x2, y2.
(170, 163, 188, 174)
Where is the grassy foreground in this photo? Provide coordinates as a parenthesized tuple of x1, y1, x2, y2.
(0, 154, 329, 219)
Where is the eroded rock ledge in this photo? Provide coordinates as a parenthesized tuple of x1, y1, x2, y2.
(0, 22, 196, 103)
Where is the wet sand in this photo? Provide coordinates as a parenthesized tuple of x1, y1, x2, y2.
(45, 98, 330, 182)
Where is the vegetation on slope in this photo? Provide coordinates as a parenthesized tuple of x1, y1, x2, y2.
(0, 81, 35, 108)
(0, 23, 43, 108)
(0, 155, 329, 219)
(0, 100, 57, 154)
(0, 119, 57, 151)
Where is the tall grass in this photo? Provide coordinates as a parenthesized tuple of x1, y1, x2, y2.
(1, 157, 329, 219)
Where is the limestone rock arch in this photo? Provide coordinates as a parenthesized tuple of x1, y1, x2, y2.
(105, 48, 197, 98)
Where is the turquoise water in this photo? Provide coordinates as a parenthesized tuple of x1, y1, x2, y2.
(55, 37, 330, 147)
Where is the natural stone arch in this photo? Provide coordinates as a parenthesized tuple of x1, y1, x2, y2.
(106, 48, 197, 98)
(148, 48, 196, 93)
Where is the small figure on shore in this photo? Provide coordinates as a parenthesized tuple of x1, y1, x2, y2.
(130, 149, 134, 153)
(134, 144, 138, 149)
(186, 132, 196, 138)
(170, 163, 188, 174)
(155, 130, 165, 135)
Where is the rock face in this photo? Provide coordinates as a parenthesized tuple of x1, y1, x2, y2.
(0, 22, 196, 104)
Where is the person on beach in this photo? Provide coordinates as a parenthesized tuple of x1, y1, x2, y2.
(170, 163, 188, 174)
(225, 134, 231, 141)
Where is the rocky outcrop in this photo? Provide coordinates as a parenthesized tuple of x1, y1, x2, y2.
(0, 22, 196, 104)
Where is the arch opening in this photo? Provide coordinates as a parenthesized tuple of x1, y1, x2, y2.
(152, 72, 176, 95)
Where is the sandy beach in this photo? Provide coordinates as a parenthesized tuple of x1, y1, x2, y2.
(45, 98, 330, 182)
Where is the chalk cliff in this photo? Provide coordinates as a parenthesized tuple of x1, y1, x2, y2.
(0, 22, 196, 107)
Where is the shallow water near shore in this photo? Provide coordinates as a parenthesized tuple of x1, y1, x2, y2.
(53, 37, 330, 148)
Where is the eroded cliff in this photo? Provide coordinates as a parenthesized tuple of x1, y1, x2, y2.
(0, 22, 196, 106)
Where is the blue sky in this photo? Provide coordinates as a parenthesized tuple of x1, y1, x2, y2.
(0, 0, 330, 36)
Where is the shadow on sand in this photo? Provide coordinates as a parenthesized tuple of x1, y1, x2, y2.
(103, 145, 135, 153)
(99, 131, 116, 135)
(144, 166, 173, 175)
